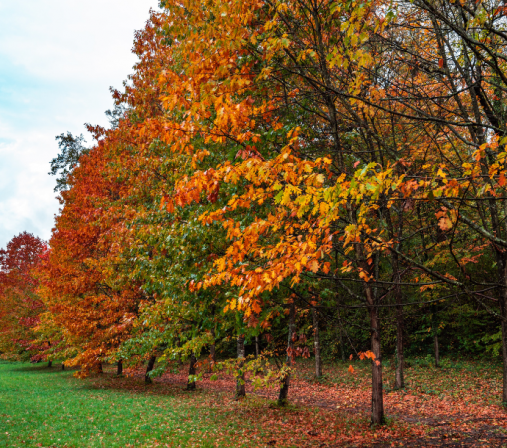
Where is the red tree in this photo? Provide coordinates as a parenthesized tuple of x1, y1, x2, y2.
(0, 232, 47, 360)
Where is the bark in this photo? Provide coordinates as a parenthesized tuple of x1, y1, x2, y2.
(208, 329, 216, 373)
(349, 203, 384, 424)
(312, 307, 322, 378)
(500, 272, 507, 405)
(495, 205, 507, 406)
(489, 217, 507, 406)
(395, 292, 405, 389)
(145, 356, 156, 384)
(186, 353, 197, 390)
(386, 206, 404, 389)
(235, 335, 246, 399)
(369, 304, 384, 425)
(175, 337, 183, 366)
(117, 360, 123, 376)
(278, 301, 295, 406)
(432, 305, 440, 368)
(434, 333, 440, 368)
(47, 360, 52, 368)
(210, 342, 216, 364)
(254, 335, 262, 376)
(339, 325, 345, 362)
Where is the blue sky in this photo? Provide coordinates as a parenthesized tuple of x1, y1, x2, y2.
(0, 0, 158, 247)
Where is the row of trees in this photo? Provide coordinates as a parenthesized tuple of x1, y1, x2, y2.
(2, 0, 507, 425)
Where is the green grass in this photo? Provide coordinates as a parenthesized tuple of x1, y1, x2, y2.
(1, 358, 505, 447)
(0, 361, 245, 448)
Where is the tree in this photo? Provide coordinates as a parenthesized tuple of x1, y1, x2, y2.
(49, 132, 88, 192)
(39, 136, 144, 374)
(0, 232, 47, 361)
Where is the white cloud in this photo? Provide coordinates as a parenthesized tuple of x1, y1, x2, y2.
(0, 0, 158, 246)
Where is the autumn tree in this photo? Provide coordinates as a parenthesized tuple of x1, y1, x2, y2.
(38, 131, 145, 374)
(0, 232, 47, 361)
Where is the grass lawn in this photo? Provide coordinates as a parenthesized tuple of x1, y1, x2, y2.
(0, 361, 262, 448)
(1, 359, 507, 447)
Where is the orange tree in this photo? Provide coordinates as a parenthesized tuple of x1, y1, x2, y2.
(151, 0, 410, 424)
(37, 133, 145, 374)
(94, 9, 278, 389)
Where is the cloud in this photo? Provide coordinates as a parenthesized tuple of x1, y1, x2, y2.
(0, 0, 158, 247)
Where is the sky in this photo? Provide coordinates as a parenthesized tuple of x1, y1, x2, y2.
(0, 0, 158, 248)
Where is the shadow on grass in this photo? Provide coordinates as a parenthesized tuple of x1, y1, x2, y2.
(81, 371, 211, 400)
(10, 364, 80, 374)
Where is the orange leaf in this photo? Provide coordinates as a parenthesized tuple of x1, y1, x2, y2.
(251, 300, 262, 314)
(438, 216, 452, 231)
(308, 259, 319, 273)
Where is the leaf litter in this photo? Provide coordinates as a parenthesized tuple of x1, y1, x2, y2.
(85, 359, 507, 447)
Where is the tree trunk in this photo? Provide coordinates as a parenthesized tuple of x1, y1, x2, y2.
(186, 353, 197, 390)
(339, 325, 345, 362)
(433, 334, 439, 367)
(394, 294, 405, 389)
(432, 305, 440, 368)
(175, 337, 183, 367)
(496, 252, 507, 406)
(61, 363, 65, 371)
(117, 360, 123, 376)
(369, 305, 384, 425)
(312, 307, 322, 378)
(385, 205, 405, 389)
(208, 330, 216, 373)
(145, 356, 156, 384)
(500, 273, 507, 405)
(97, 362, 103, 374)
(47, 360, 52, 368)
(278, 301, 295, 406)
(255, 335, 260, 358)
(235, 335, 246, 399)
(210, 342, 216, 364)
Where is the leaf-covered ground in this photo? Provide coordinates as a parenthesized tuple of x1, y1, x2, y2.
(0, 359, 506, 447)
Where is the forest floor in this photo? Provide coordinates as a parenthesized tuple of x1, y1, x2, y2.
(0, 359, 506, 447)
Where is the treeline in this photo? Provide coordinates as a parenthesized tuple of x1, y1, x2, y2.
(1, 0, 507, 425)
